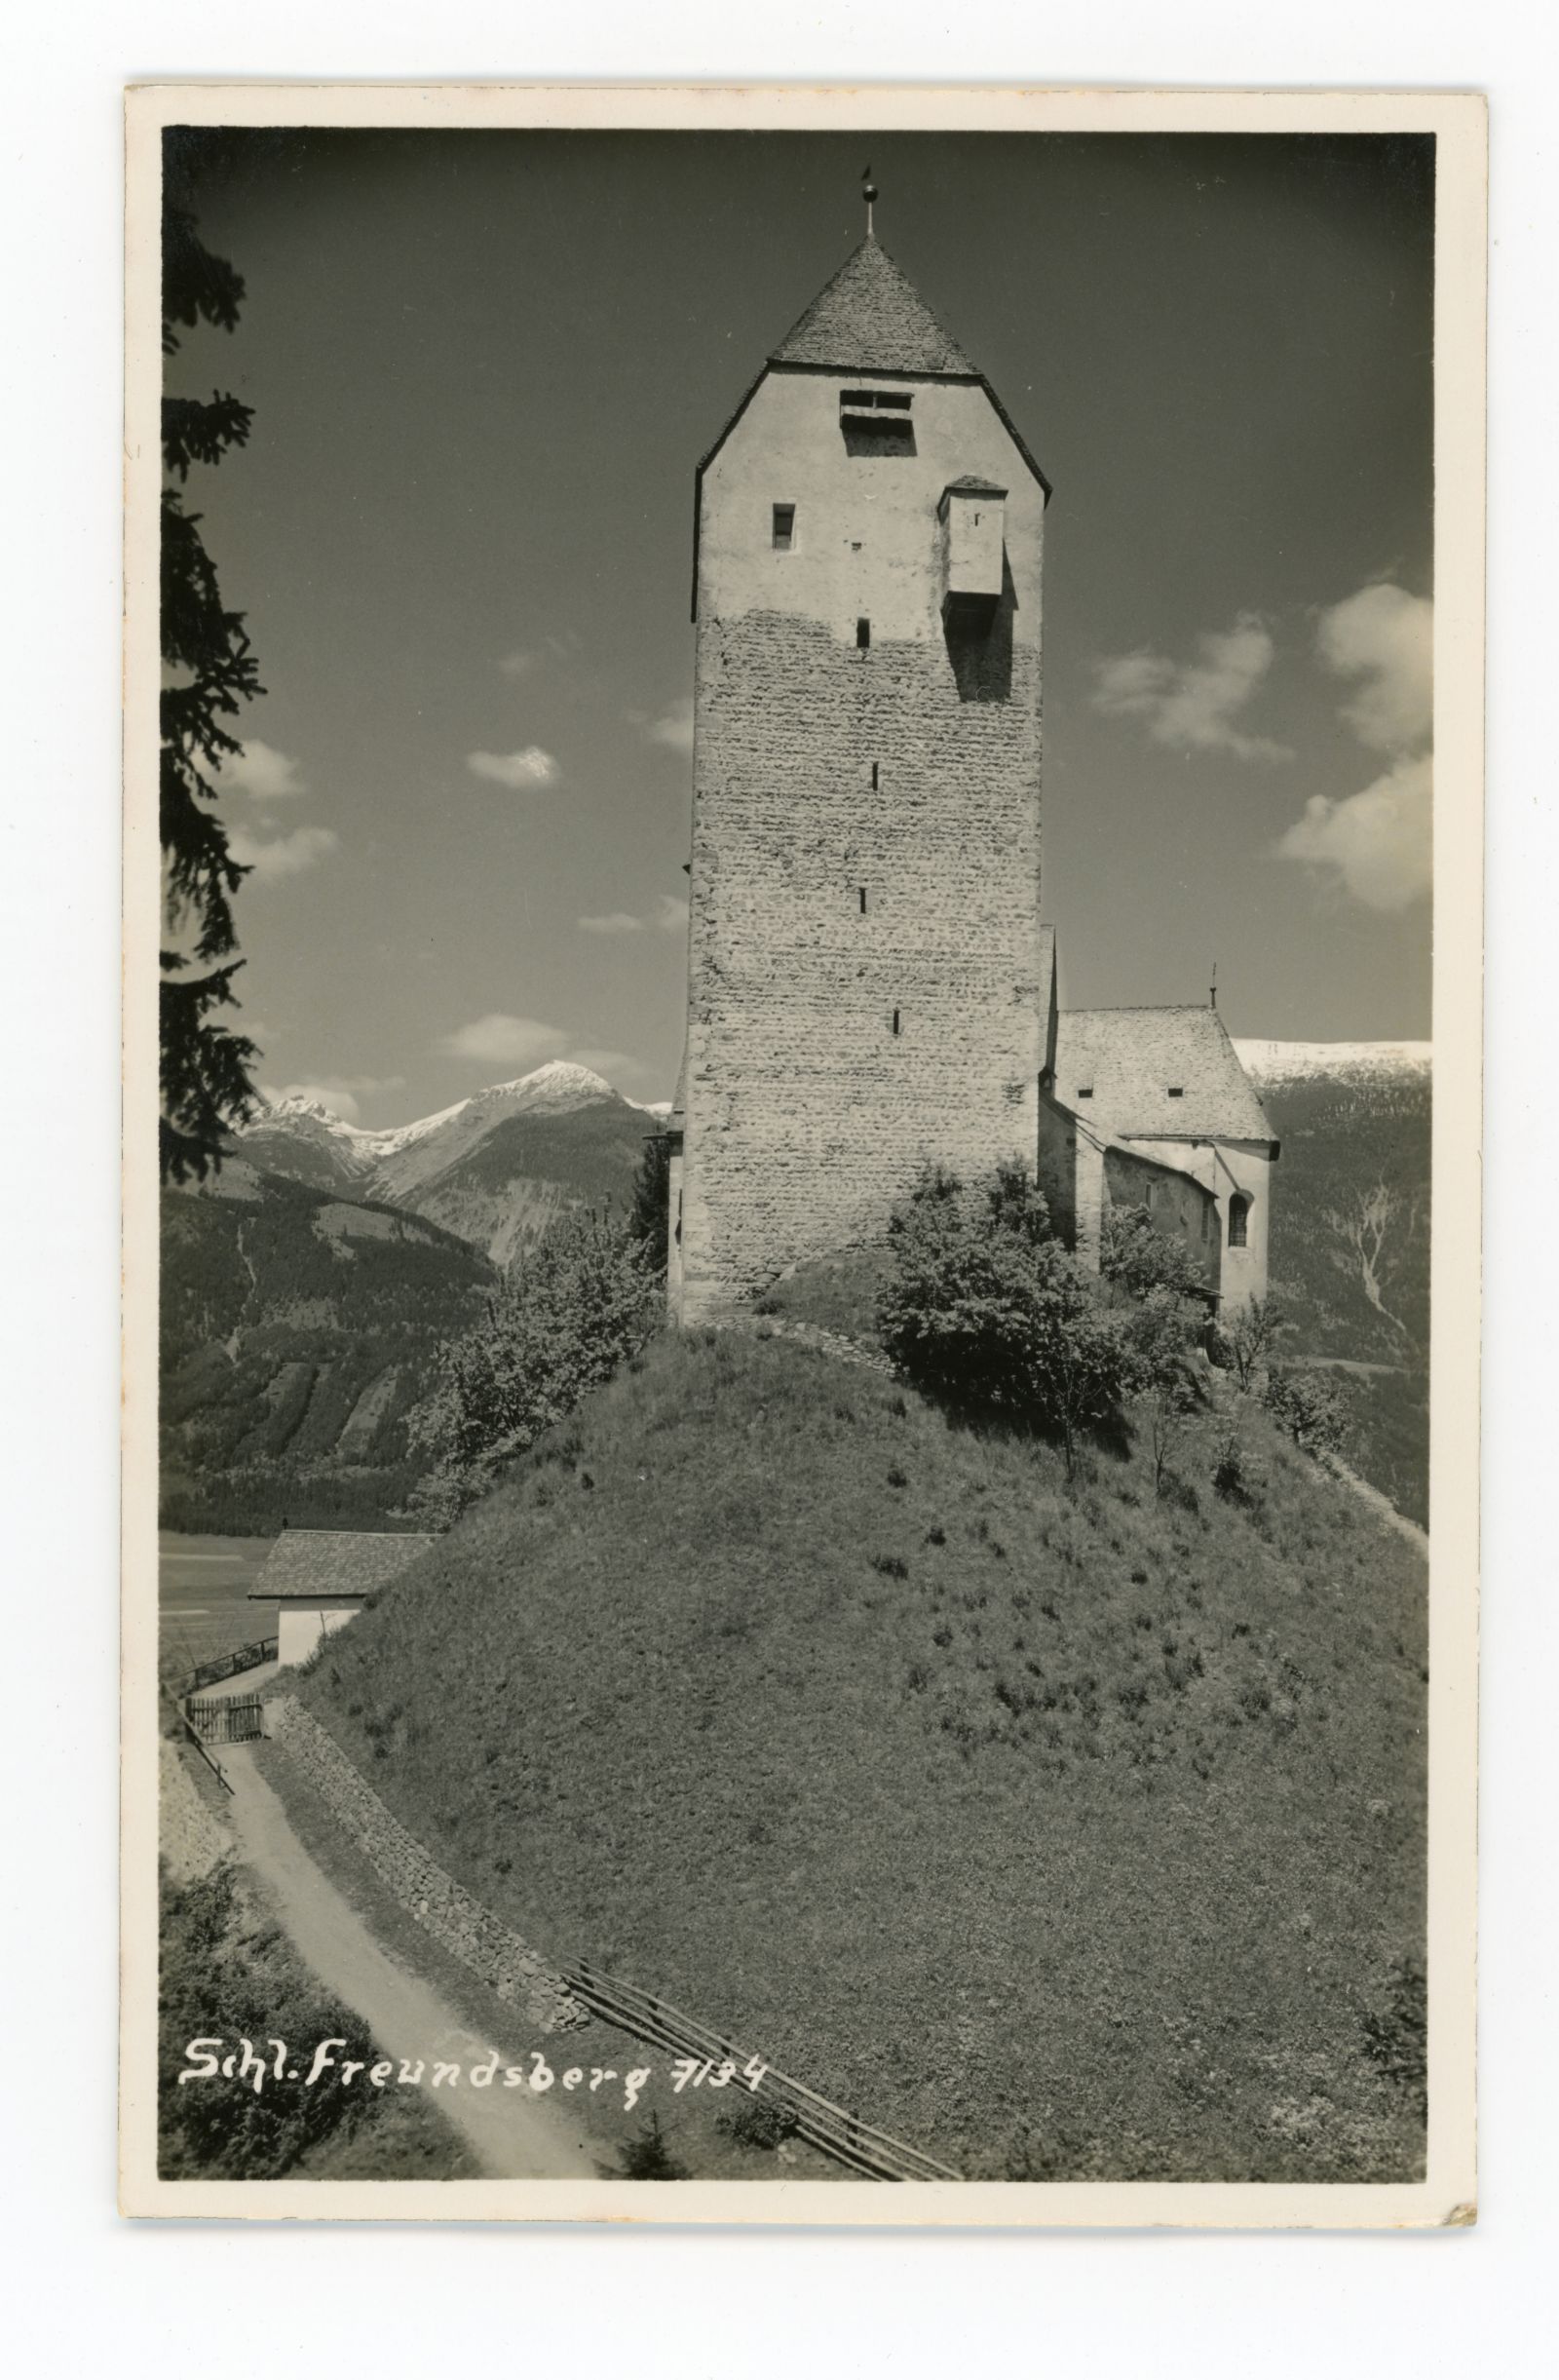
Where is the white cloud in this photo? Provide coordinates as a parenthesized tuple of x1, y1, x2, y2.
(1315, 582, 1432, 753)
(1092, 613, 1291, 762)
(644, 695, 695, 754)
(229, 824, 340, 881)
(258, 1073, 406, 1125)
(1276, 754, 1432, 912)
(467, 747, 560, 789)
(1277, 583, 1433, 910)
(438, 1014, 572, 1065)
(578, 893, 687, 937)
(579, 910, 646, 937)
(218, 739, 308, 800)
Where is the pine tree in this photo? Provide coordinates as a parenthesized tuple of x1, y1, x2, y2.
(159, 203, 262, 1181)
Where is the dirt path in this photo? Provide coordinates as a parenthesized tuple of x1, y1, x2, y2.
(222, 1747, 595, 2179)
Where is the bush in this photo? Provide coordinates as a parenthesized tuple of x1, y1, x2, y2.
(412, 1207, 663, 1519)
(878, 1162, 1130, 1474)
(1214, 1294, 1288, 1394)
(1100, 1204, 1211, 1306)
(1263, 1366, 1349, 1458)
(716, 2092, 799, 2151)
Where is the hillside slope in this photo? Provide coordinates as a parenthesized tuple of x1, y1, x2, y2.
(160, 1166, 495, 1532)
(1238, 1045, 1431, 1524)
(296, 1326, 1427, 2181)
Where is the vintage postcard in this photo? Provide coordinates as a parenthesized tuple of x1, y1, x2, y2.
(122, 82, 1483, 2225)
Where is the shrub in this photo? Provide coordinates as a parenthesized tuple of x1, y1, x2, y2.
(412, 1207, 663, 1520)
(878, 1161, 1130, 1474)
(1100, 1204, 1211, 1306)
(627, 1129, 671, 1273)
(1214, 1294, 1288, 1394)
(1122, 1286, 1204, 1497)
(716, 2093, 798, 2151)
(1263, 1366, 1349, 1459)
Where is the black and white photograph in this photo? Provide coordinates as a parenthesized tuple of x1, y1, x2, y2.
(120, 83, 1482, 2224)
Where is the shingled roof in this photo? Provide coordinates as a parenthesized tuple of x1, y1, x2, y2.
(249, 1528, 437, 1602)
(770, 235, 976, 375)
(1053, 1009, 1276, 1145)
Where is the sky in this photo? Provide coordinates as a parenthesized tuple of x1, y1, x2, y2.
(165, 127, 1435, 1126)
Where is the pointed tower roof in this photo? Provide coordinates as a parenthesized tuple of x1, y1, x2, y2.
(769, 236, 977, 376)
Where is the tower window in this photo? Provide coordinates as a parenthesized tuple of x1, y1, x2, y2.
(1228, 1193, 1251, 1249)
(1167, 1085, 1184, 1099)
(772, 503, 795, 551)
(858, 887, 867, 915)
(856, 617, 871, 650)
(840, 389, 913, 416)
(871, 762, 879, 790)
(892, 1008, 901, 1037)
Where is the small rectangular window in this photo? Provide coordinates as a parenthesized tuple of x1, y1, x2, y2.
(772, 504, 795, 551)
(1077, 1086, 1093, 1099)
(892, 1008, 901, 1037)
(840, 389, 913, 415)
(870, 762, 879, 790)
(858, 887, 867, 915)
(1167, 1085, 1184, 1099)
(856, 617, 871, 650)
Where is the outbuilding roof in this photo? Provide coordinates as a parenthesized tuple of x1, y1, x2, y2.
(770, 235, 977, 375)
(249, 1527, 437, 1602)
(1053, 1008, 1276, 1145)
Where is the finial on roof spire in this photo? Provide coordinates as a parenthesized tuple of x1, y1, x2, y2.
(1209, 960, 1218, 1012)
(862, 164, 878, 239)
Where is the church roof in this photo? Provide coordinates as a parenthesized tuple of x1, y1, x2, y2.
(769, 235, 977, 375)
(1053, 1008, 1276, 1145)
(249, 1527, 437, 1601)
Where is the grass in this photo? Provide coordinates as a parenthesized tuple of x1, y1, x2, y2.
(297, 1325, 1427, 2182)
(252, 1733, 833, 2181)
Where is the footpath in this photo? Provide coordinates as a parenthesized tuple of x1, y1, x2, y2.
(221, 1745, 596, 2179)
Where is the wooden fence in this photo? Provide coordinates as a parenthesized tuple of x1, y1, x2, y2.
(185, 1694, 266, 1747)
(563, 1958, 959, 2183)
(182, 1635, 278, 1697)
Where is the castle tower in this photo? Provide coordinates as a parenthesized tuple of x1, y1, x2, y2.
(668, 216, 1050, 1319)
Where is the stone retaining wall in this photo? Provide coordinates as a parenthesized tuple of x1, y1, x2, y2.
(267, 1697, 587, 2035)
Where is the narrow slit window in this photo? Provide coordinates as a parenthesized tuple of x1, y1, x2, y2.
(856, 617, 871, 650)
(892, 1008, 901, 1037)
(871, 762, 880, 790)
(858, 887, 867, 915)
(772, 503, 795, 551)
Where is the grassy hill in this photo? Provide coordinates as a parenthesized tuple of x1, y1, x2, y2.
(293, 1324, 1427, 2182)
(1256, 1067, 1431, 1524)
(160, 1167, 495, 1532)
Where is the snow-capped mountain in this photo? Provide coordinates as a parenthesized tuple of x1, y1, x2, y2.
(1234, 1039, 1432, 1088)
(235, 1060, 662, 1264)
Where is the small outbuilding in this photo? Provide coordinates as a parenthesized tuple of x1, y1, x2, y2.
(250, 1527, 437, 1668)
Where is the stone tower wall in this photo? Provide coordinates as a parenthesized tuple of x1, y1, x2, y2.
(676, 368, 1045, 1318)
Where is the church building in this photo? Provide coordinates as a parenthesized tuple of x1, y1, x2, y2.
(666, 204, 1275, 1322)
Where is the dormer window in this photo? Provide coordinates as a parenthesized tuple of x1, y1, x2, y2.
(772, 503, 795, 551)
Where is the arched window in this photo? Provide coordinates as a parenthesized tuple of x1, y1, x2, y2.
(1227, 1192, 1251, 1249)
